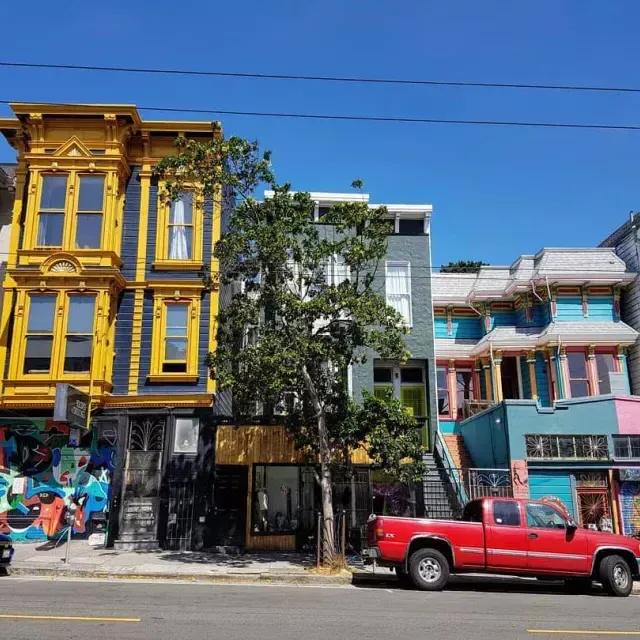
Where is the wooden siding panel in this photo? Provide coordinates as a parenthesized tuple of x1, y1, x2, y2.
(112, 291, 135, 394)
(120, 167, 141, 280)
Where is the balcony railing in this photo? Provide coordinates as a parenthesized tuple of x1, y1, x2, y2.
(460, 400, 496, 420)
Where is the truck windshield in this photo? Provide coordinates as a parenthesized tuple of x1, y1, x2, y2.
(462, 501, 483, 522)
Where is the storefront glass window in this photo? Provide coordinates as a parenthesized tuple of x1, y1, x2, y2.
(252, 465, 301, 534)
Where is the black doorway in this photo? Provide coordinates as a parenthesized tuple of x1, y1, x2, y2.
(501, 356, 521, 400)
(212, 465, 248, 548)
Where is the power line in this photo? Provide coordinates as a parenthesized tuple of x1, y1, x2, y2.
(1, 99, 638, 132)
(2, 60, 640, 95)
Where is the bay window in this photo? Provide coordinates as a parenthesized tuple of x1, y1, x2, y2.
(24, 294, 56, 373)
(33, 172, 106, 250)
(75, 176, 104, 249)
(596, 353, 616, 394)
(567, 351, 590, 398)
(64, 296, 96, 372)
(21, 291, 98, 377)
(37, 176, 67, 247)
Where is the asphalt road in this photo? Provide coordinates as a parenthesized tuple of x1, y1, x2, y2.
(0, 576, 638, 640)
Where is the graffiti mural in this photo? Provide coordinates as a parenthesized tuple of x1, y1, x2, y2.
(619, 481, 640, 536)
(0, 419, 116, 542)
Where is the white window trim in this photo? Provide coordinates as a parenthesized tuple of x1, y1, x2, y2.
(385, 260, 413, 327)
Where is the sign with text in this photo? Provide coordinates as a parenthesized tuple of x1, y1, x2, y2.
(54, 384, 90, 430)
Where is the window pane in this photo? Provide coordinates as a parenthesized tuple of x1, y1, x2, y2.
(373, 385, 392, 399)
(24, 336, 53, 373)
(386, 264, 410, 294)
(570, 380, 590, 398)
(78, 176, 105, 211)
(567, 352, 587, 378)
(400, 367, 423, 383)
(37, 213, 64, 246)
(493, 501, 520, 526)
(527, 503, 566, 529)
(436, 367, 447, 389)
(173, 417, 199, 454)
(166, 305, 188, 330)
(596, 354, 616, 394)
(398, 218, 424, 235)
(253, 465, 301, 533)
(373, 367, 392, 383)
(40, 175, 67, 209)
(75, 214, 102, 249)
(67, 297, 95, 333)
(27, 295, 56, 332)
(401, 385, 426, 417)
(631, 437, 640, 458)
(165, 338, 187, 361)
(614, 437, 630, 458)
(170, 193, 193, 224)
(168, 225, 193, 260)
(64, 336, 92, 372)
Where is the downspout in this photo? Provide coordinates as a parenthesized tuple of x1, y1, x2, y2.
(489, 341, 496, 403)
(530, 280, 544, 303)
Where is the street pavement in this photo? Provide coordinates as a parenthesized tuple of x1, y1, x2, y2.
(0, 576, 638, 640)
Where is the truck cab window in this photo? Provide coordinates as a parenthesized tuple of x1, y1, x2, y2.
(462, 501, 483, 523)
(493, 501, 521, 526)
(526, 503, 567, 530)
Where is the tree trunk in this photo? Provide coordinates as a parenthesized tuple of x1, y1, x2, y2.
(319, 443, 336, 563)
(301, 365, 337, 564)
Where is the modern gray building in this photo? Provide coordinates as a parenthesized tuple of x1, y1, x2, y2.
(600, 212, 640, 394)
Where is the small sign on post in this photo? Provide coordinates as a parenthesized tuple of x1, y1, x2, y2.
(54, 384, 91, 431)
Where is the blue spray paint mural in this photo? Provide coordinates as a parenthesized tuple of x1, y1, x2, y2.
(0, 420, 116, 542)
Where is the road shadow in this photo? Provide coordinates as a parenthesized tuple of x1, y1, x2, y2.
(351, 572, 610, 597)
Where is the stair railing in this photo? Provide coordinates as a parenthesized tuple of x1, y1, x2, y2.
(434, 430, 469, 508)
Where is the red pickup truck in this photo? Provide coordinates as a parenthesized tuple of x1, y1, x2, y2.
(365, 497, 640, 597)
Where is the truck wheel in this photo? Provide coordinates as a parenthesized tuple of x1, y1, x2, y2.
(599, 555, 633, 597)
(394, 566, 415, 589)
(409, 548, 449, 592)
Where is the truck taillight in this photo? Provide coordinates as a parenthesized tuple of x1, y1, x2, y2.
(376, 517, 385, 541)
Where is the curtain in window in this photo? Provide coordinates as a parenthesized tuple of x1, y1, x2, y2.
(386, 264, 411, 323)
(169, 197, 189, 259)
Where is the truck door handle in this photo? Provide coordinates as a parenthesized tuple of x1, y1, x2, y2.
(528, 533, 538, 540)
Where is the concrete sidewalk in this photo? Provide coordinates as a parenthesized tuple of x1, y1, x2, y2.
(7, 540, 353, 584)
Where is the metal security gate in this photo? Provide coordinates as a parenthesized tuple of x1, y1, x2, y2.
(165, 478, 196, 551)
(119, 417, 165, 544)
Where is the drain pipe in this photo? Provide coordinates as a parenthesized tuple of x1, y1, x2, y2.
(530, 280, 544, 303)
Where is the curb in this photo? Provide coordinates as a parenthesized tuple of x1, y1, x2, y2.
(7, 566, 353, 586)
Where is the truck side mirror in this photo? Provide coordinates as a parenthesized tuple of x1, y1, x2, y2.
(566, 519, 578, 532)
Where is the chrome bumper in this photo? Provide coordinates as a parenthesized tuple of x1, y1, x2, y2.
(361, 546, 380, 559)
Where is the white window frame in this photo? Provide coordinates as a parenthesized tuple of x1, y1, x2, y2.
(385, 260, 413, 327)
(326, 253, 351, 287)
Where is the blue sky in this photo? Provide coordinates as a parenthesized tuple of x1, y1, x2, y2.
(1, 1, 639, 267)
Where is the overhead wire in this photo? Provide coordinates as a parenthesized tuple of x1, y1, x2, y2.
(0, 99, 638, 132)
(2, 61, 640, 95)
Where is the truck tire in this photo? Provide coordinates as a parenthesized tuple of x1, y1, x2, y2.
(394, 566, 415, 589)
(599, 555, 633, 597)
(408, 548, 449, 592)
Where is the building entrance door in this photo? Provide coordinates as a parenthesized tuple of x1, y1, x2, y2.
(501, 357, 521, 400)
(212, 465, 248, 548)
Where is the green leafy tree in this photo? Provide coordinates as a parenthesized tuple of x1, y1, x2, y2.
(156, 139, 425, 562)
(440, 260, 487, 273)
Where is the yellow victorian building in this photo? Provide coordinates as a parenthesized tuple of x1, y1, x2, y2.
(0, 103, 222, 549)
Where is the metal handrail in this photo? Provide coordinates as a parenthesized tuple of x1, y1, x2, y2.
(434, 431, 469, 507)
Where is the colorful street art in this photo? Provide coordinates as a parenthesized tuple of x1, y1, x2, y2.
(619, 481, 640, 536)
(0, 419, 116, 542)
